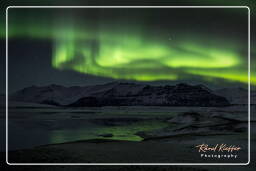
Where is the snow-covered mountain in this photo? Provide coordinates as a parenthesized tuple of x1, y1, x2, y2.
(10, 82, 230, 107)
(9, 82, 145, 106)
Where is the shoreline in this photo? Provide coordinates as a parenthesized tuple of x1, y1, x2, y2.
(4, 132, 250, 164)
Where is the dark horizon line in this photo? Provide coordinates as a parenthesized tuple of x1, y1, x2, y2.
(2, 80, 253, 95)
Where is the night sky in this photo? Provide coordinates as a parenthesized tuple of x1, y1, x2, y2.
(1, 6, 254, 93)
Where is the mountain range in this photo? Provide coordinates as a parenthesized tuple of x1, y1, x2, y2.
(9, 82, 231, 107)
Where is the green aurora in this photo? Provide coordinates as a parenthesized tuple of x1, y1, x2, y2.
(6, 8, 254, 85)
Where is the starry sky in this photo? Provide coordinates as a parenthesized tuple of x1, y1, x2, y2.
(0, 5, 254, 93)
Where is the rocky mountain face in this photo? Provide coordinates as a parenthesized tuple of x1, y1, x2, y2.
(10, 82, 230, 107)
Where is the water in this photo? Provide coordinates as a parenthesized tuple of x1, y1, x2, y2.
(3, 106, 185, 151)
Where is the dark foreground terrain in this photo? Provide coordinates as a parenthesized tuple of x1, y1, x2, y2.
(2, 84, 255, 171)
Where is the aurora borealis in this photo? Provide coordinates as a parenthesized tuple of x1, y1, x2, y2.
(52, 29, 244, 82)
(6, 7, 254, 87)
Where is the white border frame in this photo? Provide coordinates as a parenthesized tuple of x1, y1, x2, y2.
(5, 6, 251, 166)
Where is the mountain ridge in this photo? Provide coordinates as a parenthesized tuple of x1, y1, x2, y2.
(10, 82, 230, 107)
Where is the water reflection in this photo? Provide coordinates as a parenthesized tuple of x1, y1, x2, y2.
(7, 107, 176, 150)
(49, 120, 168, 143)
